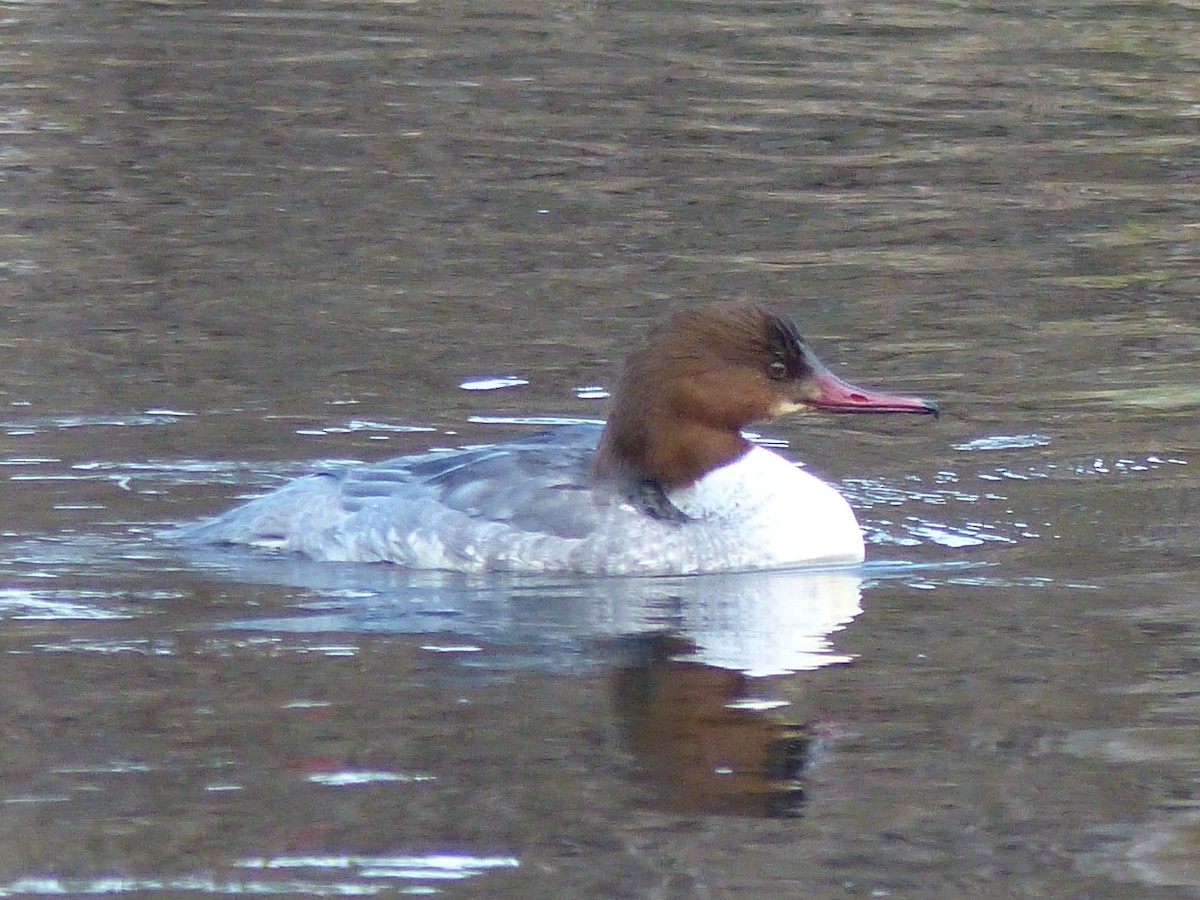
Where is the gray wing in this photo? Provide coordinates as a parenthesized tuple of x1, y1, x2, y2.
(181, 424, 618, 547)
(339, 425, 610, 539)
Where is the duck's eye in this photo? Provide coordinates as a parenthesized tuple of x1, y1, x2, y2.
(767, 358, 789, 380)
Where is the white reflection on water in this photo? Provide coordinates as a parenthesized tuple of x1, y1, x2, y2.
(0, 855, 519, 896)
(296, 420, 439, 437)
(574, 385, 609, 400)
(466, 414, 604, 427)
(2, 411, 194, 434)
(238, 853, 520, 878)
(849, 450, 1186, 549)
(953, 433, 1053, 451)
(215, 563, 867, 678)
(458, 376, 529, 391)
(0, 588, 133, 621)
(51, 761, 155, 775)
(306, 771, 436, 786)
(848, 475, 1025, 548)
(26, 639, 177, 655)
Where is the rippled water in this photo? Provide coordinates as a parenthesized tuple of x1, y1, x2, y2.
(2, 0, 1200, 896)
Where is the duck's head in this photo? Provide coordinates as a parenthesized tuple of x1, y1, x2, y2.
(592, 302, 938, 488)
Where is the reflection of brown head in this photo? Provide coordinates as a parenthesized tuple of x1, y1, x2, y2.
(611, 634, 810, 818)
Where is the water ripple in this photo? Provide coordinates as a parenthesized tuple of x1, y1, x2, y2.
(0, 588, 132, 621)
(953, 433, 1053, 451)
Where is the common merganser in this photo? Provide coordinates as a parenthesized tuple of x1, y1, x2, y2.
(182, 303, 937, 575)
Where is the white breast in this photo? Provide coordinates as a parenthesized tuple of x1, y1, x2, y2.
(667, 445, 865, 568)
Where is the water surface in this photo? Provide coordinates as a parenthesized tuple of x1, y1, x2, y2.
(2, 0, 1200, 896)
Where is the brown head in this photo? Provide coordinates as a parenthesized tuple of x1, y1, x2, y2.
(591, 303, 937, 488)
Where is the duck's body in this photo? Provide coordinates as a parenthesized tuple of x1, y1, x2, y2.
(183, 304, 936, 575)
(183, 425, 863, 575)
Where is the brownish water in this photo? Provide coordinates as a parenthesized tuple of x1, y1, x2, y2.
(2, 0, 1200, 896)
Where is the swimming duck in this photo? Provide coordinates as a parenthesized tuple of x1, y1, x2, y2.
(182, 303, 937, 574)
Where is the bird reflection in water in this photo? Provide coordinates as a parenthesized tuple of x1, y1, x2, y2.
(611, 633, 824, 818)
